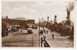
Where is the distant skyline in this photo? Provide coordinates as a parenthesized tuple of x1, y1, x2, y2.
(2, 0, 74, 23)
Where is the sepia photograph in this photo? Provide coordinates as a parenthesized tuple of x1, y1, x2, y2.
(2, 0, 74, 48)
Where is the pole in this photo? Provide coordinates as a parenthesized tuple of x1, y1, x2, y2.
(32, 33, 33, 47)
(39, 18, 40, 47)
(46, 16, 49, 27)
(6, 16, 8, 36)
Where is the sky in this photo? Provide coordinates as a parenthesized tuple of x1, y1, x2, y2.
(2, 0, 74, 23)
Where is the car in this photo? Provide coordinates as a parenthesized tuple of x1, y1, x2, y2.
(22, 29, 28, 33)
(27, 28, 33, 34)
(11, 27, 17, 32)
(27, 29, 33, 34)
(32, 26, 37, 29)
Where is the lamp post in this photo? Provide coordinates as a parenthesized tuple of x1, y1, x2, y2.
(39, 18, 40, 47)
(54, 15, 57, 24)
(5, 16, 9, 36)
(47, 16, 49, 23)
(46, 16, 49, 28)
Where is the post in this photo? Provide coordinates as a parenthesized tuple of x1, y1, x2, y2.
(39, 19, 40, 47)
(47, 16, 49, 23)
(6, 16, 9, 36)
(54, 15, 57, 24)
(32, 33, 33, 47)
(46, 16, 49, 27)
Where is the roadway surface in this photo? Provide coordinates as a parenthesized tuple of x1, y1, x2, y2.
(2, 27, 73, 48)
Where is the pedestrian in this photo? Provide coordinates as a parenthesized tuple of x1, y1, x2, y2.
(39, 30, 43, 35)
(41, 37, 43, 47)
(46, 30, 48, 34)
(41, 35, 46, 47)
(44, 40, 50, 47)
(52, 34, 54, 40)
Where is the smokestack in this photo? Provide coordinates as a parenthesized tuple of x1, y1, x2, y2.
(65, 0, 74, 25)
(66, 1, 74, 20)
(68, 1, 74, 12)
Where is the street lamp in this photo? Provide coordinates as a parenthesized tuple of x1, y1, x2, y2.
(39, 18, 40, 47)
(54, 15, 57, 24)
(46, 16, 49, 27)
(47, 16, 49, 22)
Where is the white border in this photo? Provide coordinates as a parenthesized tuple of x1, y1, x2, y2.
(0, 0, 76, 50)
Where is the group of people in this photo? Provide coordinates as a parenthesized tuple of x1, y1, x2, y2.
(39, 28, 54, 47)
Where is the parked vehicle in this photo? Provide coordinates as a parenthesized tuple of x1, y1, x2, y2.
(32, 26, 37, 29)
(27, 28, 33, 34)
(27, 30, 33, 34)
(11, 27, 18, 32)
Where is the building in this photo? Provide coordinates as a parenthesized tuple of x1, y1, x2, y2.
(2, 16, 35, 29)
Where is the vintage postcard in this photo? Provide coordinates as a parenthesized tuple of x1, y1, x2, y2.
(2, 0, 74, 48)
